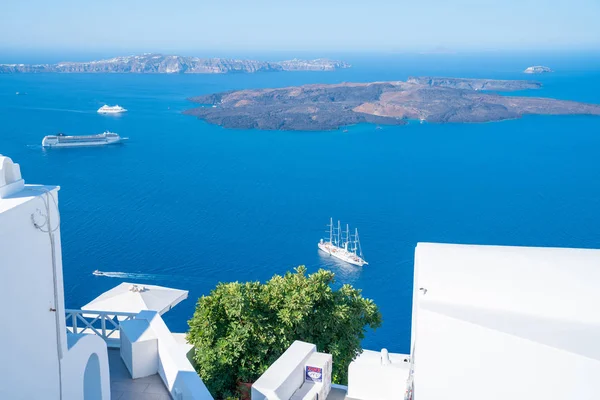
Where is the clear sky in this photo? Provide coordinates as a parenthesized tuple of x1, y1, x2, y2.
(2, 0, 599, 54)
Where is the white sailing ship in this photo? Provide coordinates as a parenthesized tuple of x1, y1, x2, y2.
(318, 218, 368, 266)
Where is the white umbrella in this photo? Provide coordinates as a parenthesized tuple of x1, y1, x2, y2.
(82, 282, 188, 317)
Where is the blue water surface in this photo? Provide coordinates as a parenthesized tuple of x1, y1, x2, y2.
(1, 52, 600, 353)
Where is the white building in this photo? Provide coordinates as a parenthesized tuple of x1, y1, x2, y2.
(0, 154, 213, 400)
(251, 341, 410, 400)
(411, 242, 600, 400)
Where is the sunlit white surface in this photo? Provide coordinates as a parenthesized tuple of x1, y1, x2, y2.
(82, 282, 188, 316)
(412, 243, 600, 400)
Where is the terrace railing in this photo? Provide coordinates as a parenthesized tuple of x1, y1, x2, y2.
(65, 309, 138, 348)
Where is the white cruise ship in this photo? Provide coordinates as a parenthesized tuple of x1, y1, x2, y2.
(97, 105, 127, 114)
(42, 132, 127, 148)
(318, 218, 368, 266)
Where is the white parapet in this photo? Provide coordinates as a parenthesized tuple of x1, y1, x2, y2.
(252, 341, 336, 400)
(252, 341, 318, 400)
(291, 352, 333, 400)
(129, 310, 213, 400)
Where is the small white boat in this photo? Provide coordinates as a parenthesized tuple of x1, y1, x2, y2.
(92, 270, 105, 276)
(98, 105, 127, 114)
(318, 218, 368, 266)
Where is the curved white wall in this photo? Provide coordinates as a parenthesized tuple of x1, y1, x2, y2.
(62, 334, 110, 400)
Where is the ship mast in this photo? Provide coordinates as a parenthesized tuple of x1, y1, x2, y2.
(337, 220, 341, 248)
(329, 217, 333, 244)
(345, 224, 350, 250)
(355, 228, 364, 258)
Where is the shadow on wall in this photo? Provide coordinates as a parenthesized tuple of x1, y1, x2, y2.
(172, 370, 213, 400)
(84, 353, 102, 400)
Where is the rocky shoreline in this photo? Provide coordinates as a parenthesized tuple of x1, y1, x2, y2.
(407, 76, 542, 91)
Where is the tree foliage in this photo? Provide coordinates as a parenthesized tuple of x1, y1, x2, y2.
(186, 266, 382, 398)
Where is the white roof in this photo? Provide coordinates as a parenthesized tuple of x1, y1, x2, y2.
(412, 243, 600, 400)
(351, 349, 410, 366)
(347, 349, 411, 400)
(82, 282, 188, 316)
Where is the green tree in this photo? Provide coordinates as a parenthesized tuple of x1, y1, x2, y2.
(187, 266, 382, 398)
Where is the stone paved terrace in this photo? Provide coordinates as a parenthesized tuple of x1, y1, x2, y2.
(328, 386, 351, 399)
(108, 349, 171, 400)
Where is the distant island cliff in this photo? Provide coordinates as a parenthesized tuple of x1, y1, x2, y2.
(407, 77, 542, 91)
(0, 54, 350, 74)
(184, 77, 600, 131)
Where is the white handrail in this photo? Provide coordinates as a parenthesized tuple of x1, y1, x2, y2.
(65, 309, 137, 345)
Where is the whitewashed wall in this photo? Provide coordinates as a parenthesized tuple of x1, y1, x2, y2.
(0, 155, 109, 400)
(0, 166, 64, 399)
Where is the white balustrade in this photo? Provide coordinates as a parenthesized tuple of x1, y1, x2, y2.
(65, 309, 137, 348)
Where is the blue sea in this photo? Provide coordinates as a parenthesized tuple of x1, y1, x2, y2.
(2, 52, 600, 353)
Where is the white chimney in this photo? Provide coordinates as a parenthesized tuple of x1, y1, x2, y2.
(0, 155, 25, 198)
(381, 348, 391, 365)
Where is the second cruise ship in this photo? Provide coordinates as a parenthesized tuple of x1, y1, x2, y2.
(97, 105, 127, 114)
(42, 132, 128, 148)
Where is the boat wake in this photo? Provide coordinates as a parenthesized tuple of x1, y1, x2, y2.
(21, 107, 90, 114)
(93, 271, 161, 280)
(92, 270, 208, 285)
